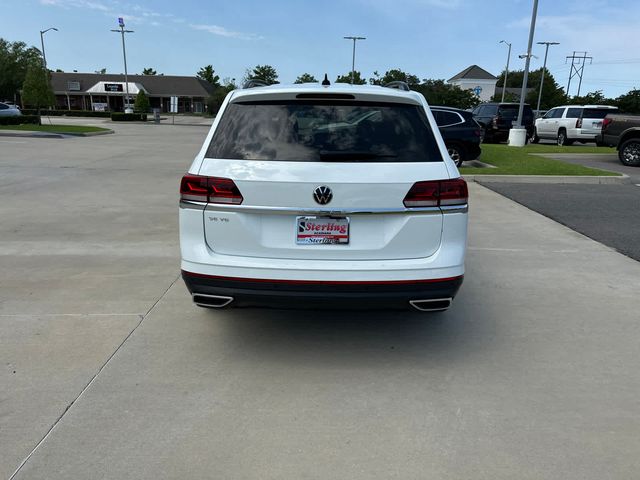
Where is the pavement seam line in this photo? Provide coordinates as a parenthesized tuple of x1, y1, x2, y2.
(7, 274, 181, 480)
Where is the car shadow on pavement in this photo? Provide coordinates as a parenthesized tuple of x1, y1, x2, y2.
(210, 289, 494, 368)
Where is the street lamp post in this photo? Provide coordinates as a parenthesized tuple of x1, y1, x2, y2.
(343, 36, 366, 84)
(499, 40, 512, 103)
(39, 27, 58, 70)
(111, 18, 134, 113)
(535, 41, 559, 113)
(515, 0, 539, 129)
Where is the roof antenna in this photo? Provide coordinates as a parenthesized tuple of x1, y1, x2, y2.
(321, 74, 330, 86)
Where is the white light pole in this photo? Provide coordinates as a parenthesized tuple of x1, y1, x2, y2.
(40, 27, 58, 70)
(343, 36, 366, 84)
(111, 18, 134, 113)
(535, 41, 559, 113)
(515, 0, 539, 130)
(499, 40, 512, 103)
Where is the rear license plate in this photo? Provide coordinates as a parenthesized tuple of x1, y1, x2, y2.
(296, 216, 349, 245)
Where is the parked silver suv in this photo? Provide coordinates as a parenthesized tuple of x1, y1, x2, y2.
(533, 105, 618, 145)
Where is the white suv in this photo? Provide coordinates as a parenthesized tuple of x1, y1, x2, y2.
(179, 81, 468, 312)
(533, 105, 619, 145)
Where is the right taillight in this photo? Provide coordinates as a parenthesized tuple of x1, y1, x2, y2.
(180, 174, 243, 204)
(576, 118, 583, 128)
(403, 178, 468, 208)
(602, 117, 612, 131)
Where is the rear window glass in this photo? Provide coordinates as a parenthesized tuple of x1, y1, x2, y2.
(434, 111, 462, 126)
(206, 101, 442, 162)
(499, 105, 533, 118)
(582, 108, 619, 119)
(566, 108, 581, 118)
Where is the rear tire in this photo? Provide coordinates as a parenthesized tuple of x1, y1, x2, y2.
(446, 143, 466, 167)
(618, 138, 640, 166)
(557, 129, 572, 146)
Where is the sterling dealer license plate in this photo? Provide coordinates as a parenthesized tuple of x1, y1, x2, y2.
(296, 216, 349, 245)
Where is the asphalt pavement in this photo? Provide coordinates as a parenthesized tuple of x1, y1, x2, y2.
(481, 151, 640, 262)
(2, 124, 640, 479)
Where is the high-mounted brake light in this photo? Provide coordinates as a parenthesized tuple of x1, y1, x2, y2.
(403, 178, 468, 208)
(180, 175, 243, 204)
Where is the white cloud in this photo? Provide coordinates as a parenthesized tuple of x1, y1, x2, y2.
(190, 24, 262, 40)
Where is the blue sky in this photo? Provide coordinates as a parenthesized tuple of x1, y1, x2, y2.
(3, 0, 640, 97)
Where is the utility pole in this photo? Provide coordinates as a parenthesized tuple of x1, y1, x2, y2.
(111, 18, 134, 112)
(565, 51, 593, 97)
(499, 40, 512, 102)
(39, 27, 58, 70)
(515, 0, 538, 128)
(343, 36, 366, 84)
(536, 41, 559, 113)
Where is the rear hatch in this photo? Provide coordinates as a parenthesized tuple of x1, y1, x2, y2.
(580, 107, 619, 135)
(498, 104, 534, 128)
(197, 96, 452, 261)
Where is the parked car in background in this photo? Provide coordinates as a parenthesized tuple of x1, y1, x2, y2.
(533, 105, 619, 146)
(179, 82, 468, 312)
(472, 102, 534, 143)
(431, 106, 482, 167)
(598, 113, 640, 166)
(0, 102, 22, 116)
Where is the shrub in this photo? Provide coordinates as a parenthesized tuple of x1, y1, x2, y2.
(20, 109, 111, 117)
(134, 90, 150, 112)
(0, 115, 41, 125)
(111, 112, 147, 122)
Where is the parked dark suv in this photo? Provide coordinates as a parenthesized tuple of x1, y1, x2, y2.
(472, 102, 534, 143)
(431, 106, 482, 166)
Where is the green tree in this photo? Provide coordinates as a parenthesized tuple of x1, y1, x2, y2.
(0, 38, 42, 102)
(335, 71, 366, 85)
(142, 67, 157, 75)
(207, 78, 237, 116)
(569, 90, 613, 106)
(615, 89, 640, 113)
(369, 69, 420, 88)
(414, 79, 480, 109)
(294, 73, 318, 84)
(196, 65, 220, 87)
(246, 65, 279, 85)
(21, 62, 54, 110)
(495, 68, 566, 109)
(134, 90, 150, 112)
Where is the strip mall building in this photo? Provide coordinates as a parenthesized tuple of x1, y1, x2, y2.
(50, 72, 215, 113)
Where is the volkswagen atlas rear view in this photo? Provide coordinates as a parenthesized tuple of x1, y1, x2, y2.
(179, 82, 468, 312)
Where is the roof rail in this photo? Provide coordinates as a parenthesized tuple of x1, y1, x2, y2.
(243, 78, 269, 89)
(383, 81, 410, 91)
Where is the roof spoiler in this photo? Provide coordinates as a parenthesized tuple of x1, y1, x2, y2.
(243, 78, 269, 89)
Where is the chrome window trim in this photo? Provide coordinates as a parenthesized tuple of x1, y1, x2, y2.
(180, 200, 467, 215)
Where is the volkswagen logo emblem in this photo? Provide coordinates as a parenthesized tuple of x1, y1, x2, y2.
(313, 185, 333, 205)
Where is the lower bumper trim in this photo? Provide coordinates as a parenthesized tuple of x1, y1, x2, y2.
(182, 270, 464, 310)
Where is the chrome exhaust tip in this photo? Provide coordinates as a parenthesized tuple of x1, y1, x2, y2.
(409, 298, 452, 312)
(192, 293, 234, 309)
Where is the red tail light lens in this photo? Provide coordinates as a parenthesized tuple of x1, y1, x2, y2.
(180, 175, 243, 204)
(602, 118, 612, 130)
(576, 118, 583, 128)
(403, 178, 468, 208)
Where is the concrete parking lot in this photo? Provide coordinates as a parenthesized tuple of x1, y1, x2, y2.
(2, 124, 640, 479)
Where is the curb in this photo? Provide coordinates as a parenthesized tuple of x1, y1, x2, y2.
(0, 129, 113, 138)
(463, 174, 629, 184)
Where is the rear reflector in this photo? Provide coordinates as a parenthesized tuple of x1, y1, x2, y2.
(403, 178, 468, 208)
(180, 174, 243, 204)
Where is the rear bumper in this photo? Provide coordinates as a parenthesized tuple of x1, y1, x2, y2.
(182, 270, 464, 310)
(567, 129, 599, 141)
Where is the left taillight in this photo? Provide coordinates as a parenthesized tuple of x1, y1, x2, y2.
(403, 178, 468, 208)
(180, 174, 243, 204)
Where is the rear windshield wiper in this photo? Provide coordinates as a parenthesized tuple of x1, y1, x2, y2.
(319, 151, 398, 161)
